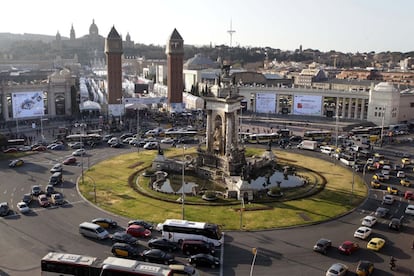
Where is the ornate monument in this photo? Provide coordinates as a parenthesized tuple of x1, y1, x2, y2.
(196, 65, 246, 178)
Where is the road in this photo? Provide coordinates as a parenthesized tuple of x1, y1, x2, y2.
(1, 142, 414, 276)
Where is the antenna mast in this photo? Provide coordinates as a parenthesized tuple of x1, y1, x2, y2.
(227, 20, 236, 47)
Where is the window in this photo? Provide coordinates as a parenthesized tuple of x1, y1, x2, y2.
(55, 94, 65, 115)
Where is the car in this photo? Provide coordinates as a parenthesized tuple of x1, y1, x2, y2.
(388, 217, 402, 231)
(338, 241, 359, 255)
(128, 220, 154, 230)
(51, 193, 64, 205)
(51, 144, 65, 150)
(126, 224, 152, 238)
(402, 157, 411, 165)
(31, 185, 42, 196)
(387, 186, 399, 195)
(325, 263, 349, 276)
(367, 164, 377, 171)
(8, 159, 24, 167)
(367, 237, 385, 251)
(188, 253, 220, 268)
(353, 226, 372, 240)
(383, 194, 395, 204)
(50, 163, 63, 173)
(356, 260, 374, 276)
(91, 218, 118, 229)
(63, 156, 77, 165)
(141, 249, 175, 265)
(22, 193, 32, 204)
(38, 194, 50, 207)
(404, 190, 414, 199)
(400, 178, 411, 187)
(374, 207, 389, 218)
(111, 232, 139, 246)
(143, 141, 159, 150)
(69, 142, 84, 149)
(72, 148, 86, 156)
(111, 242, 140, 259)
(372, 173, 384, 181)
(0, 202, 10, 216)
(313, 238, 332, 255)
(361, 215, 377, 227)
(160, 137, 176, 144)
(32, 145, 47, 151)
(181, 240, 215, 256)
(3, 147, 18, 153)
(396, 171, 405, 178)
(148, 238, 178, 252)
(16, 201, 30, 213)
(370, 179, 381, 189)
(45, 184, 55, 196)
(405, 204, 414, 215)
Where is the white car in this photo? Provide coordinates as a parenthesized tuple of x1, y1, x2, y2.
(16, 201, 30, 213)
(50, 163, 63, 173)
(353, 226, 372, 239)
(397, 171, 405, 178)
(326, 263, 348, 276)
(383, 194, 395, 204)
(72, 148, 86, 156)
(362, 215, 377, 227)
(405, 204, 414, 215)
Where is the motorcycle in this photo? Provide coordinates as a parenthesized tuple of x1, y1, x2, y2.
(389, 258, 396, 270)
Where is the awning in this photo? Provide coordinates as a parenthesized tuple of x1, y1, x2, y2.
(79, 100, 101, 111)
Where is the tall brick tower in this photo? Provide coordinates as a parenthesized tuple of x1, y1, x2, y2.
(165, 28, 184, 110)
(105, 26, 123, 105)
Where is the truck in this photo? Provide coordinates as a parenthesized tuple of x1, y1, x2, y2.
(296, 140, 318, 150)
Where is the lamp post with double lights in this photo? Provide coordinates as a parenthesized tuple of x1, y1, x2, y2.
(75, 122, 87, 184)
(177, 145, 187, 219)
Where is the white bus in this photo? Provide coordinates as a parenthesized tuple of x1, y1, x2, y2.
(41, 252, 198, 276)
(161, 219, 224, 247)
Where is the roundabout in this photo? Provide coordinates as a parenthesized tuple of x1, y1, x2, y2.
(78, 147, 367, 230)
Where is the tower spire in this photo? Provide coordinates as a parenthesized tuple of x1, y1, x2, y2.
(227, 19, 236, 47)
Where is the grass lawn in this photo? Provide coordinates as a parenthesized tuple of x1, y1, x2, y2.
(79, 148, 367, 231)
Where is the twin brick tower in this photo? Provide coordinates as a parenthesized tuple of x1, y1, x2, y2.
(105, 27, 246, 178)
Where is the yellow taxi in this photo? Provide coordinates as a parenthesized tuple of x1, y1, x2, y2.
(400, 178, 411, 187)
(91, 218, 118, 229)
(387, 186, 399, 195)
(372, 173, 385, 181)
(367, 237, 385, 251)
(370, 180, 381, 189)
(402, 158, 411, 165)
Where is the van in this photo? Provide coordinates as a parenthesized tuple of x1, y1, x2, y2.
(320, 146, 335, 155)
(181, 240, 215, 256)
(49, 172, 63, 186)
(79, 222, 109, 240)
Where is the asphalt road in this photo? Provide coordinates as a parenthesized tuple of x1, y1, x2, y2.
(1, 142, 414, 276)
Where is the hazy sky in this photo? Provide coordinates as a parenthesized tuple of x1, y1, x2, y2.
(1, 0, 413, 53)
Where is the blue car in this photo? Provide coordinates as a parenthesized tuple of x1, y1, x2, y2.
(51, 144, 65, 150)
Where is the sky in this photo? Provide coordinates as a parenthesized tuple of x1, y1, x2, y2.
(1, 0, 413, 53)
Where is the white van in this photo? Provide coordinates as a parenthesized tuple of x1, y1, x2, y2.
(79, 222, 109, 240)
(320, 146, 335, 155)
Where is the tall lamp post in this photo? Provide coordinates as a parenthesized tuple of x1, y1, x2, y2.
(178, 145, 187, 220)
(250, 247, 258, 276)
(75, 122, 87, 184)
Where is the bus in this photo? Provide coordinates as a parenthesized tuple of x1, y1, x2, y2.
(65, 134, 103, 145)
(303, 130, 332, 142)
(246, 133, 279, 144)
(161, 219, 224, 247)
(6, 138, 26, 148)
(41, 252, 198, 276)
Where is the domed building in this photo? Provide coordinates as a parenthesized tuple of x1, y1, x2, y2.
(367, 82, 400, 125)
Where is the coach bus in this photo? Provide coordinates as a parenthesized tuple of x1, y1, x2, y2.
(41, 252, 198, 276)
(161, 219, 223, 247)
(303, 130, 332, 142)
(246, 133, 279, 144)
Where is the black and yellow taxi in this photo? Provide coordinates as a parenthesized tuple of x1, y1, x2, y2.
(387, 186, 399, 195)
(91, 218, 118, 229)
(356, 260, 374, 276)
(370, 179, 381, 189)
(372, 173, 385, 181)
(8, 159, 24, 168)
(400, 178, 411, 187)
(111, 242, 140, 259)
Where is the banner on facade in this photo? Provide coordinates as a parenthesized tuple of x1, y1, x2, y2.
(255, 93, 276, 113)
(12, 91, 44, 119)
(293, 95, 322, 115)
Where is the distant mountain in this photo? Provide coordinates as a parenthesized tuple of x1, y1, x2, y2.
(0, 32, 59, 50)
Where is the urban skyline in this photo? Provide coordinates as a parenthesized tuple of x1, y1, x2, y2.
(1, 0, 414, 53)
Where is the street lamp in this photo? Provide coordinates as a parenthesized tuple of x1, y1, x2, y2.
(380, 106, 386, 147)
(75, 122, 87, 184)
(250, 247, 258, 276)
(177, 145, 187, 219)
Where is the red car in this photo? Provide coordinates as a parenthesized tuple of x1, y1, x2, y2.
(338, 241, 359, 255)
(404, 190, 414, 200)
(32, 145, 47, 151)
(3, 147, 18, 153)
(63, 157, 77, 165)
(126, 224, 152, 238)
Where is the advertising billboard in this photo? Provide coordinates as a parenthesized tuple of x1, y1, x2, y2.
(293, 95, 322, 115)
(12, 91, 44, 119)
(255, 93, 276, 113)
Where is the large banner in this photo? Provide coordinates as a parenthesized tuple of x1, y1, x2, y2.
(12, 91, 44, 118)
(108, 104, 125, 117)
(255, 93, 276, 113)
(293, 95, 322, 115)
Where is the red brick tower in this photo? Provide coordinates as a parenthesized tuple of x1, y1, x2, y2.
(166, 28, 184, 109)
(105, 26, 123, 104)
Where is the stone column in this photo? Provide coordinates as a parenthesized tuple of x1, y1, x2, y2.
(360, 99, 365, 120)
(353, 98, 359, 119)
(206, 110, 212, 152)
(340, 97, 346, 118)
(2, 92, 9, 120)
(347, 98, 352, 119)
(225, 112, 233, 156)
